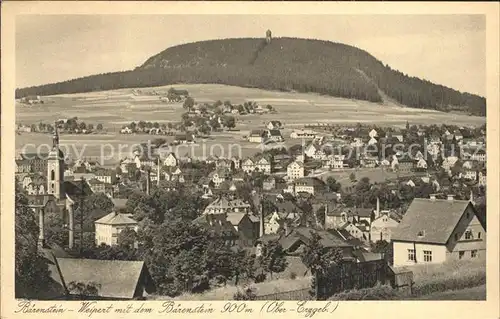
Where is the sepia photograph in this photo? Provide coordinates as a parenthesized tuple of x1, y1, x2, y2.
(2, 3, 498, 313)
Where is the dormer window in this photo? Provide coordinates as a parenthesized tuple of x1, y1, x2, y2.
(417, 230, 425, 238)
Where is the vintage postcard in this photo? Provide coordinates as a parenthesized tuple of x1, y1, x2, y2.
(1, 2, 499, 319)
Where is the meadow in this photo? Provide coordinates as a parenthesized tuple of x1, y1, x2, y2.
(16, 84, 486, 165)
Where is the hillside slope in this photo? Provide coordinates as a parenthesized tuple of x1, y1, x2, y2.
(16, 37, 485, 116)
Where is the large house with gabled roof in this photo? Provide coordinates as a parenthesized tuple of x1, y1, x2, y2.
(392, 195, 486, 267)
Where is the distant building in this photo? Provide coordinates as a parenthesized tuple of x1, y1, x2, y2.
(248, 130, 265, 143)
(287, 160, 305, 180)
(163, 153, 178, 167)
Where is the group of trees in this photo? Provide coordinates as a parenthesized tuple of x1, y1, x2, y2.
(17, 37, 485, 116)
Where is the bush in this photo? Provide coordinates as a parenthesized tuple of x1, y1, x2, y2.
(289, 272, 297, 280)
(412, 270, 486, 297)
(233, 286, 257, 300)
(328, 284, 403, 300)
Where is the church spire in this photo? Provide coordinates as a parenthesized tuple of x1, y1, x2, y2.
(53, 121, 59, 149)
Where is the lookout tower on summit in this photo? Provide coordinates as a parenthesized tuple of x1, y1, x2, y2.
(266, 29, 272, 44)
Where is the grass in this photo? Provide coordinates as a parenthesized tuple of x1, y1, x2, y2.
(16, 84, 485, 165)
(149, 276, 312, 301)
(414, 284, 486, 300)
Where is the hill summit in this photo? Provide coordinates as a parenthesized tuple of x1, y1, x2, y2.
(16, 36, 485, 116)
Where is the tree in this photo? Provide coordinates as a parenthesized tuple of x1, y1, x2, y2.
(67, 281, 101, 298)
(117, 228, 137, 248)
(301, 231, 343, 300)
(183, 97, 195, 111)
(349, 172, 356, 182)
(223, 116, 236, 129)
(371, 240, 394, 265)
(87, 123, 94, 131)
(96, 123, 103, 131)
(258, 241, 288, 279)
(15, 184, 51, 298)
(326, 176, 341, 192)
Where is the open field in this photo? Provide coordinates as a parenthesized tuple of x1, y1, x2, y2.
(16, 84, 485, 164)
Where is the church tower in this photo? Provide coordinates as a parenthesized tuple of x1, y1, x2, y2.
(47, 122, 65, 200)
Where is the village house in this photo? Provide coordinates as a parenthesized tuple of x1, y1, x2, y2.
(361, 155, 378, 168)
(95, 211, 139, 246)
(87, 178, 106, 194)
(415, 158, 428, 171)
(248, 130, 265, 143)
(263, 176, 276, 190)
(442, 156, 459, 173)
(163, 166, 184, 183)
(370, 209, 402, 243)
(391, 195, 486, 267)
(266, 121, 283, 130)
(288, 177, 326, 195)
(396, 158, 415, 173)
(193, 214, 240, 246)
(120, 126, 133, 134)
(203, 195, 252, 215)
(368, 129, 378, 138)
(478, 169, 487, 186)
(470, 149, 486, 162)
(216, 158, 235, 171)
(304, 142, 325, 160)
(174, 133, 195, 144)
(350, 138, 364, 148)
(226, 212, 260, 246)
(339, 222, 369, 242)
(209, 167, 232, 188)
(163, 152, 178, 167)
(94, 169, 115, 184)
(290, 129, 317, 139)
(251, 156, 272, 174)
(266, 129, 284, 143)
(231, 156, 241, 170)
(367, 136, 378, 146)
(287, 160, 305, 180)
(323, 154, 345, 169)
(242, 158, 256, 173)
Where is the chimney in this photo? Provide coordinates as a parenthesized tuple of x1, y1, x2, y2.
(430, 194, 437, 201)
(469, 190, 474, 204)
(376, 197, 380, 219)
(68, 206, 74, 249)
(447, 194, 455, 201)
(146, 170, 151, 195)
(37, 208, 46, 249)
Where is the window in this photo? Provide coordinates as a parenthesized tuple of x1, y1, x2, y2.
(408, 249, 416, 262)
(465, 230, 473, 240)
(423, 250, 432, 262)
(51, 170, 55, 180)
(417, 230, 425, 237)
(459, 251, 465, 259)
(466, 212, 470, 219)
(471, 250, 478, 258)
(478, 232, 481, 239)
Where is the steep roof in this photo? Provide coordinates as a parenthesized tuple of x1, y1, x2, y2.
(268, 129, 282, 137)
(56, 258, 153, 299)
(392, 198, 472, 244)
(226, 212, 247, 226)
(95, 212, 137, 225)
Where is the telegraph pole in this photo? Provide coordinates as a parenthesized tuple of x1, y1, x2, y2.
(80, 177, 85, 255)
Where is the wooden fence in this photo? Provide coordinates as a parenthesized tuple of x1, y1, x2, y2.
(317, 259, 389, 300)
(254, 288, 312, 300)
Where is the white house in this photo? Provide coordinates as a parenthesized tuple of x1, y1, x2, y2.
(369, 129, 378, 138)
(95, 212, 139, 246)
(242, 158, 255, 173)
(266, 121, 282, 130)
(248, 130, 265, 143)
(370, 211, 401, 243)
(120, 127, 133, 134)
(287, 160, 305, 180)
(391, 196, 486, 267)
(255, 157, 272, 174)
(163, 153, 178, 167)
(367, 137, 378, 146)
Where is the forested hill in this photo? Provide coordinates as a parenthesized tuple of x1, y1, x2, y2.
(16, 37, 485, 116)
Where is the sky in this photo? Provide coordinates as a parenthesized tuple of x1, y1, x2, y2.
(16, 15, 486, 96)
